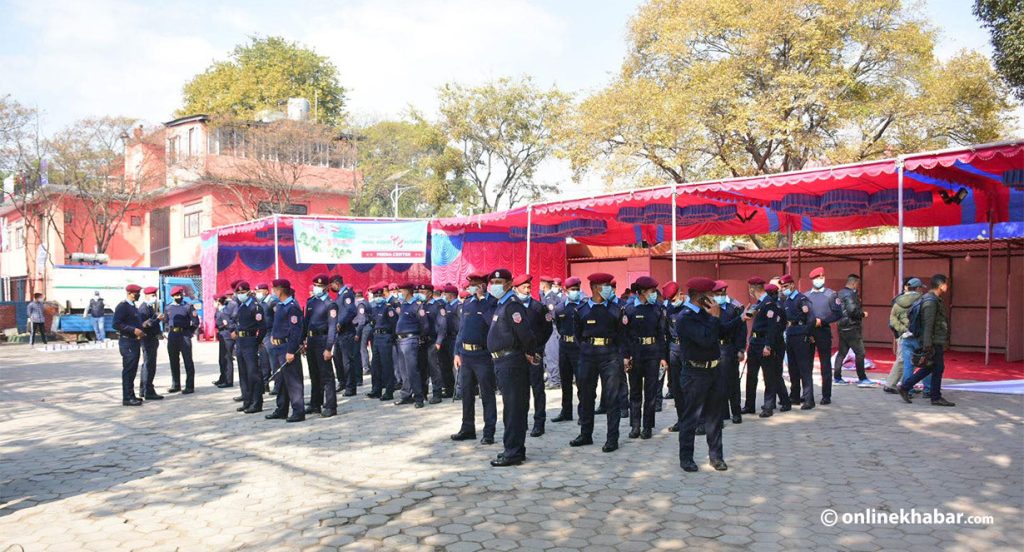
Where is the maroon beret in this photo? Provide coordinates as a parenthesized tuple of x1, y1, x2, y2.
(143, 286, 158, 295)
(588, 273, 614, 285)
(747, 277, 766, 286)
(466, 272, 486, 282)
(564, 277, 582, 288)
(809, 267, 825, 278)
(229, 279, 241, 289)
(125, 284, 142, 293)
(443, 284, 459, 294)
(271, 279, 290, 289)
(553, 278, 562, 285)
(609, 277, 617, 286)
(713, 280, 729, 292)
(765, 283, 780, 293)
(398, 282, 415, 290)
(779, 274, 795, 285)
(662, 281, 679, 298)
(633, 276, 659, 290)
(415, 282, 434, 291)
(170, 286, 185, 296)
(539, 275, 554, 283)
(312, 274, 329, 286)
(329, 275, 344, 284)
(489, 268, 513, 281)
(234, 281, 251, 291)
(512, 274, 533, 287)
(458, 290, 469, 299)
(686, 277, 716, 293)
(255, 283, 269, 291)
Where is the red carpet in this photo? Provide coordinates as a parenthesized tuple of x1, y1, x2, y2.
(830, 347, 1024, 382)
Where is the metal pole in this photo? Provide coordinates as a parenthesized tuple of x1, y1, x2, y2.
(525, 204, 533, 274)
(273, 214, 280, 279)
(393, 182, 399, 219)
(785, 226, 793, 274)
(671, 184, 678, 282)
(985, 218, 993, 365)
(897, 157, 905, 286)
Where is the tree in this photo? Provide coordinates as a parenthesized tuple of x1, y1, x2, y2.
(352, 114, 471, 218)
(47, 117, 159, 255)
(200, 117, 356, 220)
(974, 0, 1024, 100)
(178, 36, 347, 126)
(438, 77, 571, 212)
(567, 0, 1014, 185)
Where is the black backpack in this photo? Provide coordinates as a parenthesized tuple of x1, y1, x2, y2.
(907, 294, 936, 338)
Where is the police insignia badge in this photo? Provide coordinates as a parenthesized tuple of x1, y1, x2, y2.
(256, 313, 262, 321)
(388, 310, 395, 317)
(512, 312, 522, 324)
(419, 309, 426, 317)
(440, 308, 446, 316)
(359, 308, 365, 314)
(802, 305, 809, 313)
(545, 313, 553, 322)
(291, 315, 298, 324)
(330, 310, 337, 318)
(622, 315, 629, 325)
(767, 311, 774, 319)
(346, 298, 352, 304)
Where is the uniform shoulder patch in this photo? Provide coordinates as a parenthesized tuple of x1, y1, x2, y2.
(290, 315, 298, 324)
(358, 307, 364, 314)
(622, 315, 629, 325)
(802, 305, 809, 313)
(512, 311, 523, 324)
(256, 313, 263, 321)
(767, 310, 775, 319)
(330, 309, 337, 318)
(388, 310, 395, 317)
(545, 312, 553, 322)
(548, 304, 555, 311)
(835, 297, 842, 305)
(345, 298, 352, 304)
(440, 308, 446, 316)
(419, 309, 426, 317)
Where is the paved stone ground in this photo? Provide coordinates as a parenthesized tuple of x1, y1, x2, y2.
(1, 341, 1021, 552)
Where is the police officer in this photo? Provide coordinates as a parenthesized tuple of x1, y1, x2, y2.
(622, 276, 667, 440)
(422, 283, 447, 404)
(165, 286, 200, 396)
(442, 284, 461, 398)
(539, 276, 563, 390)
(137, 286, 164, 401)
(367, 283, 397, 400)
(356, 290, 373, 386)
(713, 280, 746, 425)
(780, 274, 817, 409)
(329, 275, 360, 396)
(228, 285, 254, 409)
(214, 292, 236, 389)
(255, 283, 277, 393)
(114, 284, 145, 406)
(394, 282, 429, 408)
(596, 278, 630, 420)
(741, 278, 787, 416)
(512, 274, 553, 438)
(233, 281, 265, 414)
(663, 282, 686, 432)
(265, 280, 306, 423)
(805, 267, 842, 404)
(387, 283, 403, 390)
(304, 275, 339, 417)
(676, 277, 741, 472)
(551, 277, 583, 423)
(486, 269, 537, 467)
(451, 273, 499, 445)
(572, 272, 626, 453)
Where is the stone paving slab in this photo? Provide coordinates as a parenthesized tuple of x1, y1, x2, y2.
(0, 342, 1021, 551)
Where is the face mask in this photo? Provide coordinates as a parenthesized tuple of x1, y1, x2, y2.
(173, 296, 183, 304)
(466, 285, 479, 296)
(516, 292, 530, 302)
(552, 286, 560, 293)
(782, 288, 792, 297)
(672, 299, 684, 308)
(812, 278, 825, 289)
(714, 295, 728, 305)
(488, 284, 506, 299)
(312, 286, 325, 297)
(646, 291, 659, 304)
(567, 290, 581, 302)
(255, 292, 266, 301)
(599, 285, 614, 301)
(414, 293, 426, 302)
(147, 296, 158, 304)
(373, 296, 385, 304)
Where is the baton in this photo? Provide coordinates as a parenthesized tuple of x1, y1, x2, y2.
(267, 345, 307, 381)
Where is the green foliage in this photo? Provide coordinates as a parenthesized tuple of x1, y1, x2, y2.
(178, 36, 346, 125)
(974, 0, 1024, 101)
(352, 114, 471, 218)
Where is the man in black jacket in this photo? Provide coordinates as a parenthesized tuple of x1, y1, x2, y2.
(836, 274, 871, 387)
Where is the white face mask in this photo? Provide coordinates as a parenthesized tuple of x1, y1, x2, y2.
(812, 278, 825, 289)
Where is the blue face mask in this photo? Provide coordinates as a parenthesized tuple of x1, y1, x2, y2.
(516, 292, 530, 302)
(414, 293, 426, 302)
(373, 296, 385, 304)
(672, 299, 684, 308)
(782, 288, 792, 297)
(646, 291, 659, 304)
(567, 290, 581, 302)
(235, 292, 247, 302)
(467, 285, 479, 296)
(714, 295, 728, 305)
(312, 286, 325, 297)
(488, 284, 506, 299)
(599, 285, 615, 301)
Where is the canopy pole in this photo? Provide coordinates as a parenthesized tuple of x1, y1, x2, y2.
(985, 218, 993, 365)
(785, 226, 793, 274)
(274, 214, 280, 279)
(897, 157, 905, 286)
(525, 204, 533, 274)
(671, 184, 678, 282)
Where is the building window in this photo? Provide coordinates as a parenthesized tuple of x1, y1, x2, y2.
(130, 216, 143, 227)
(167, 137, 177, 164)
(64, 212, 73, 224)
(13, 224, 25, 249)
(187, 128, 195, 158)
(184, 210, 202, 237)
(257, 202, 308, 217)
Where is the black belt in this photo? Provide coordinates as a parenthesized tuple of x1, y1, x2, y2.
(687, 359, 719, 369)
(170, 327, 184, 333)
(374, 329, 393, 335)
(491, 349, 517, 360)
(462, 343, 484, 352)
(271, 338, 285, 346)
(397, 333, 419, 339)
(586, 337, 612, 346)
(308, 329, 327, 336)
(237, 330, 258, 337)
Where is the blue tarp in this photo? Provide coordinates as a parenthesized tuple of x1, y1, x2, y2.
(938, 222, 1024, 240)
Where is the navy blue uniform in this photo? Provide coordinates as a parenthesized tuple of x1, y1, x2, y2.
(215, 302, 237, 386)
(487, 291, 536, 461)
(664, 300, 686, 407)
(455, 295, 498, 439)
(553, 297, 581, 419)
(444, 299, 461, 396)
(333, 287, 359, 393)
(573, 299, 627, 445)
(258, 296, 278, 390)
(165, 299, 199, 392)
(369, 299, 398, 397)
(718, 301, 748, 420)
(356, 298, 373, 386)
(783, 290, 817, 405)
(424, 299, 448, 400)
(744, 294, 788, 412)
(623, 298, 668, 432)
(395, 298, 430, 404)
(305, 293, 339, 413)
(521, 296, 553, 432)
(236, 296, 265, 410)
(137, 301, 162, 397)
(269, 297, 305, 418)
(806, 287, 842, 399)
(676, 301, 741, 464)
(114, 299, 143, 401)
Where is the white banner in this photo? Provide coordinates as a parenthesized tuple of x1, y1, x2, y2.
(293, 219, 428, 264)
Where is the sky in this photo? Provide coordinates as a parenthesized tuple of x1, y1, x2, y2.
(0, 0, 1015, 196)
